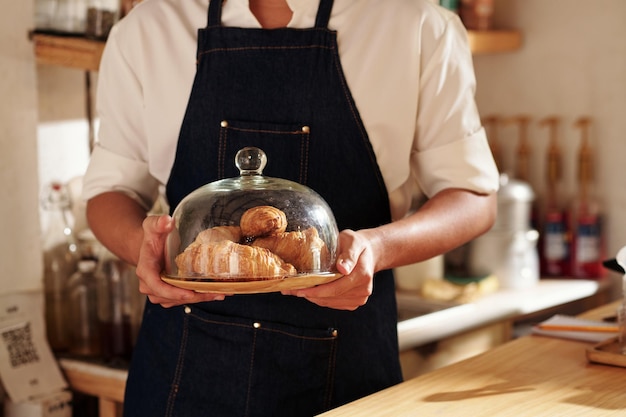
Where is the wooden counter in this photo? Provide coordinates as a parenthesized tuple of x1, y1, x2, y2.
(320, 301, 625, 416)
(59, 282, 626, 417)
(59, 358, 126, 417)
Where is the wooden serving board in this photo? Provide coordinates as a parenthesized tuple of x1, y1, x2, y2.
(162, 272, 342, 294)
(586, 336, 626, 368)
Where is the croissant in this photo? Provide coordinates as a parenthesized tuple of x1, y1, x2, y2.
(252, 227, 330, 272)
(175, 240, 296, 279)
(195, 225, 242, 244)
(240, 206, 287, 238)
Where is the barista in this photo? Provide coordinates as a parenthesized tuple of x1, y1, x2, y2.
(83, 0, 499, 415)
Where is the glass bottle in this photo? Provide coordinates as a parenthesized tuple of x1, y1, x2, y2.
(96, 253, 138, 364)
(86, 0, 120, 40)
(35, 0, 58, 30)
(67, 259, 101, 358)
(459, 0, 494, 31)
(50, 0, 87, 34)
(440, 0, 459, 14)
(41, 182, 80, 352)
(538, 117, 570, 277)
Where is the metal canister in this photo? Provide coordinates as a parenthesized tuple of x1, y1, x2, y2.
(492, 173, 535, 233)
(466, 174, 539, 288)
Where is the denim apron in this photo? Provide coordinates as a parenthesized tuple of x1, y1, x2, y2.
(123, 1, 402, 415)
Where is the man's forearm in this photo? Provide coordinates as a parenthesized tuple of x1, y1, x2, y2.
(362, 189, 497, 272)
(86, 192, 147, 266)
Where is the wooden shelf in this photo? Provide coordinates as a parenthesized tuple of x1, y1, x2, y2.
(467, 29, 522, 55)
(31, 32, 105, 72)
(31, 29, 521, 71)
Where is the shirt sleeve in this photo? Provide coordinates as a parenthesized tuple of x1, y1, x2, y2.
(412, 13, 499, 198)
(82, 144, 159, 210)
(81, 23, 160, 210)
(414, 128, 499, 195)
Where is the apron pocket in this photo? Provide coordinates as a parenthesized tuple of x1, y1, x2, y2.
(218, 119, 310, 184)
(174, 306, 338, 417)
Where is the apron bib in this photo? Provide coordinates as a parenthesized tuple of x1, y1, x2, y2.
(124, 1, 402, 415)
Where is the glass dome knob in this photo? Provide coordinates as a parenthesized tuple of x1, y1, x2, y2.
(236, 147, 267, 176)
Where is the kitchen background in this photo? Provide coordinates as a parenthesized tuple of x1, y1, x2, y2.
(0, 0, 624, 413)
(1, 1, 625, 306)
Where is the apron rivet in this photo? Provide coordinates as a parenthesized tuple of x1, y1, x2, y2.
(301, 125, 310, 133)
(220, 120, 228, 128)
(253, 322, 261, 329)
(184, 306, 191, 314)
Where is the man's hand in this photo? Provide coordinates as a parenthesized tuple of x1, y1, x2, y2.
(281, 229, 375, 310)
(135, 215, 229, 308)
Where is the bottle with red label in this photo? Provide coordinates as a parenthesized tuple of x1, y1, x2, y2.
(570, 117, 605, 279)
(538, 117, 570, 277)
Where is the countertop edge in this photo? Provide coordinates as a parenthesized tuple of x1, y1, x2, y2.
(397, 279, 602, 350)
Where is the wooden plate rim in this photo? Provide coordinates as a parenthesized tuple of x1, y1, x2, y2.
(161, 272, 343, 294)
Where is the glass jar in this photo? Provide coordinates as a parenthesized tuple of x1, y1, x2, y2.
(86, 0, 120, 40)
(164, 147, 339, 284)
(41, 182, 80, 352)
(67, 259, 101, 358)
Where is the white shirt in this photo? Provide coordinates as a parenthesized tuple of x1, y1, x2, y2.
(82, 0, 499, 221)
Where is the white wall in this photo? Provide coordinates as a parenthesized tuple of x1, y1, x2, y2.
(0, 3, 88, 294)
(473, 0, 626, 273)
(36, 65, 92, 233)
(0, 1, 42, 293)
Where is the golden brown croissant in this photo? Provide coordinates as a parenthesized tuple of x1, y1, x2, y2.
(195, 225, 242, 244)
(252, 227, 330, 273)
(240, 206, 287, 238)
(175, 240, 296, 279)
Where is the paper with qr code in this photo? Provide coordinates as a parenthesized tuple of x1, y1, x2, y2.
(0, 291, 67, 402)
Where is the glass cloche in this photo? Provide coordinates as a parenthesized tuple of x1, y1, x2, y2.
(163, 147, 339, 283)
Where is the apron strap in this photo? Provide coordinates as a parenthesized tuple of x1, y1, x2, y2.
(207, 0, 334, 29)
(315, 0, 334, 29)
(207, 0, 223, 27)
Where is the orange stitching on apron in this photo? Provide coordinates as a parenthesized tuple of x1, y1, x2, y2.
(198, 44, 335, 59)
(300, 129, 310, 185)
(189, 313, 337, 341)
(324, 331, 338, 408)
(218, 124, 310, 184)
(330, 45, 387, 194)
(165, 308, 191, 417)
(225, 126, 304, 135)
(244, 327, 259, 417)
(218, 124, 227, 179)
